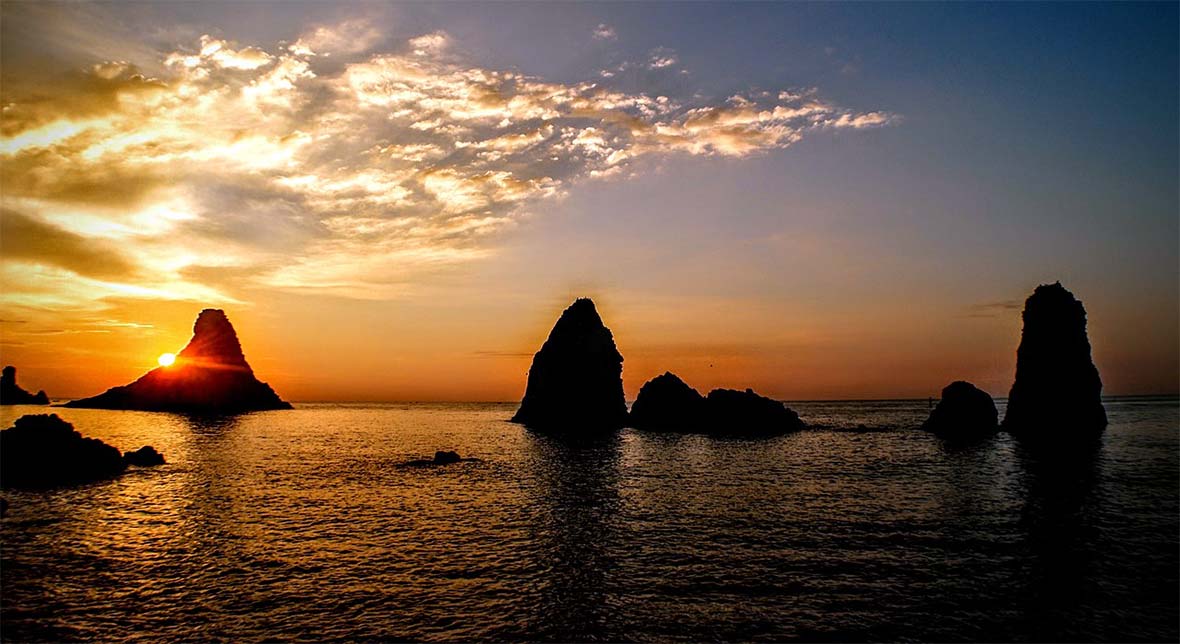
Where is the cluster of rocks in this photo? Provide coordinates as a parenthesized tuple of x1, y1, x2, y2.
(511, 298, 804, 436)
(66, 309, 291, 413)
(0, 414, 165, 488)
(922, 282, 1107, 441)
(1, 366, 49, 405)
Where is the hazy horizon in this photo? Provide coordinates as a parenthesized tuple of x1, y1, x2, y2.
(2, 2, 1177, 402)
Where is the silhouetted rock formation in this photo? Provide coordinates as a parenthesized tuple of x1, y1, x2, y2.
(922, 381, 998, 437)
(124, 446, 166, 467)
(0, 366, 49, 405)
(1002, 283, 1107, 437)
(629, 372, 805, 435)
(704, 388, 805, 435)
(629, 372, 706, 431)
(511, 298, 628, 433)
(404, 450, 466, 467)
(1, 414, 126, 487)
(65, 309, 291, 413)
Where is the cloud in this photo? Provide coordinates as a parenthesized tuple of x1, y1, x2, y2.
(964, 300, 1024, 318)
(592, 24, 617, 41)
(289, 18, 383, 56)
(0, 28, 896, 306)
(0, 208, 139, 279)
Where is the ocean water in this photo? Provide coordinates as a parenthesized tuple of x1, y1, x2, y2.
(1, 397, 1176, 642)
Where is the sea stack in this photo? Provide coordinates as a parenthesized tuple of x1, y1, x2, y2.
(922, 381, 998, 438)
(511, 298, 628, 433)
(0, 366, 49, 405)
(630, 372, 805, 436)
(704, 388, 805, 435)
(1002, 283, 1107, 436)
(1, 414, 126, 487)
(66, 309, 291, 413)
(629, 372, 707, 431)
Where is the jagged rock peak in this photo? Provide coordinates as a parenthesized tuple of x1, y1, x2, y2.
(65, 308, 291, 413)
(0, 365, 50, 405)
(511, 298, 628, 432)
(1002, 282, 1107, 436)
(177, 309, 249, 370)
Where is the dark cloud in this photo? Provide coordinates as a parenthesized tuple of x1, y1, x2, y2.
(0, 208, 140, 279)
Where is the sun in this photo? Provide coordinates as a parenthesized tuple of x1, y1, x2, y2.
(157, 353, 176, 367)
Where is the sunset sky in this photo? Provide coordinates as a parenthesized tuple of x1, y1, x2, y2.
(1, 2, 1176, 401)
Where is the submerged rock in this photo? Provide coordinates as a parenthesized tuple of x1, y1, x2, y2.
(0, 414, 126, 487)
(66, 309, 291, 413)
(922, 381, 998, 437)
(1002, 283, 1107, 437)
(511, 298, 628, 433)
(704, 388, 806, 435)
(124, 445, 166, 467)
(0, 366, 49, 405)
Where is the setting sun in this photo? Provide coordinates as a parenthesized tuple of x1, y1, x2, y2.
(157, 353, 176, 367)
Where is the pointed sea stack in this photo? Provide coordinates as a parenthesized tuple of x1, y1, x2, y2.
(511, 298, 628, 433)
(629, 372, 706, 431)
(922, 381, 998, 438)
(0, 366, 49, 405)
(1001, 283, 1107, 436)
(66, 309, 291, 413)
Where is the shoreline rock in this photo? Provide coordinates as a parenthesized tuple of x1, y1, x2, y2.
(1, 414, 127, 487)
(0, 366, 49, 406)
(124, 446, 166, 467)
(66, 309, 291, 413)
(511, 298, 628, 433)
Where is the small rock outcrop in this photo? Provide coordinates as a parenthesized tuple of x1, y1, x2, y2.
(0, 366, 49, 405)
(922, 381, 998, 437)
(511, 298, 628, 433)
(124, 446, 166, 467)
(629, 372, 706, 431)
(0, 414, 126, 487)
(66, 309, 291, 413)
(1002, 283, 1107, 437)
(404, 450, 464, 467)
(704, 388, 806, 435)
(629, 372, 805, 435)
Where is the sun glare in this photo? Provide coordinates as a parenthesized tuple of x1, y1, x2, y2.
(158, 353, 176, 367)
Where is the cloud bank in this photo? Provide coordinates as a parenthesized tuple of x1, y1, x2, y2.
(1, 19, 895, 307)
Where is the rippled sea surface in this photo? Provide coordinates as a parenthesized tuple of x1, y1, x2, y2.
(2, 397, 1177, 642)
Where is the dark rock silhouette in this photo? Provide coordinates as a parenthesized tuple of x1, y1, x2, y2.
(124, 445, 166, 467)
(922, 381, 998, 437)
(0, 366, 49, 405)
(511, 298, 628, 433)
(629, 372, 805, 435)
(65, 309, 291, 413)
(0, 414, 126, 487)
(704, 388, 805, 435)
(404, 450, 466, 467)
(1002, 283, 1107, 437)
(629, 371, 706, 431)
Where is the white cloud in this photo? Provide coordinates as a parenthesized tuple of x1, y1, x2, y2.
(592, 24, 617, 41)
(0, 31, 895, 305)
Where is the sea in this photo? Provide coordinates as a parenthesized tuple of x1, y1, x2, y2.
(1, 396, 1177, 642)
